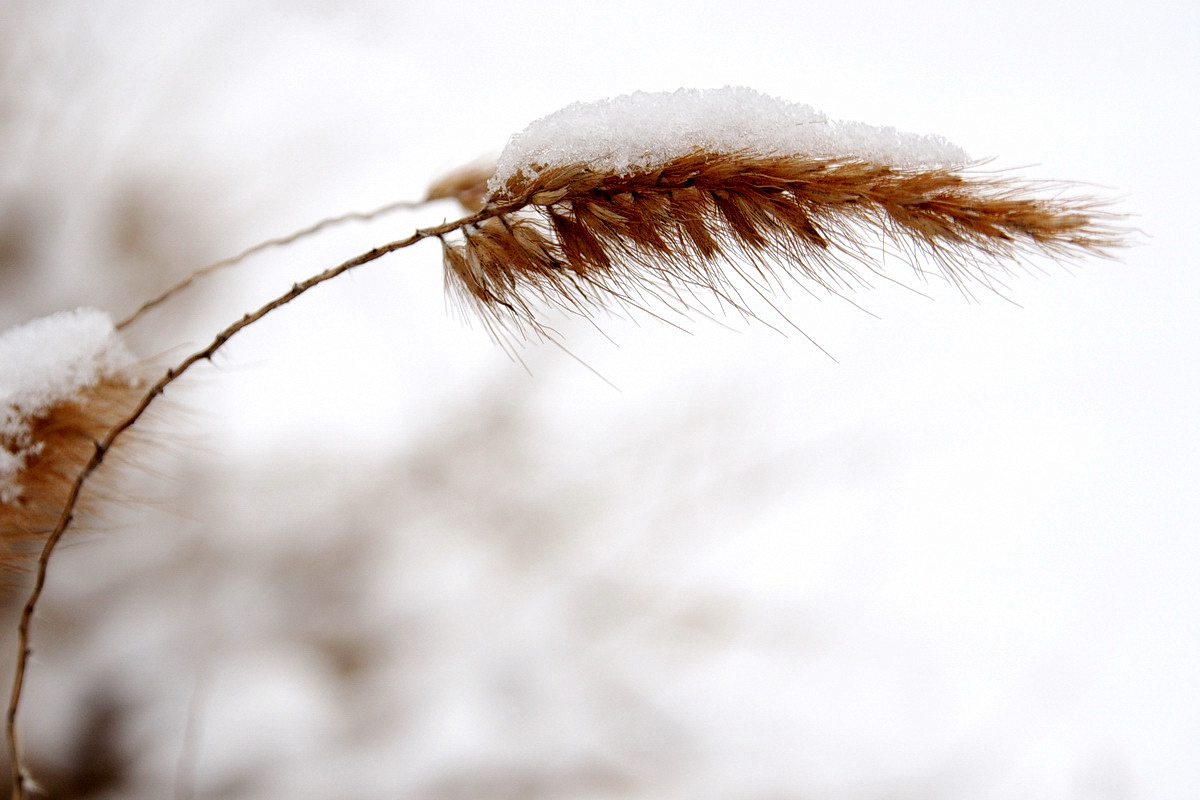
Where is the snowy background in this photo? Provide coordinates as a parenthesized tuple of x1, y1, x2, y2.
(1, 1, 1197, 798)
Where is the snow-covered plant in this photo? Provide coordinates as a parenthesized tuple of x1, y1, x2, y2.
(0, 309, 143, 567)
(0, 87, 1124, 798)
(438, 89, 1118, 338)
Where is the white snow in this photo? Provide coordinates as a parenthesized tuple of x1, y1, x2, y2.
(0, 308, 137, 503)
(489, 87, 970, 195)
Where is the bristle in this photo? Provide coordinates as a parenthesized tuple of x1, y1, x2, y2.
(0, 376, 143, 574)
(426, 159, 498, 213)
(0, 309, 147, 575)
(442, 151, 1123, 335)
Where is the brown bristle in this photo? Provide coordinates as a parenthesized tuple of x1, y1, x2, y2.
(426, 159, 497, 213)
(0, 376, 144, 574)
(439, 150, 1125, 336)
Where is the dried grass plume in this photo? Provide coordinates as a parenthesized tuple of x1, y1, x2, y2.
(440, 153, 1123, 337)
(435, 89, 1125, 338)
(0, 310, 145, 574)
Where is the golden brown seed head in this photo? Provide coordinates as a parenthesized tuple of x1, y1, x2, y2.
(436, 150, 1125, 339)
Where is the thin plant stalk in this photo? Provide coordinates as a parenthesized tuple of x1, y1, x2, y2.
(117, 198, 432, 331)
(5, 207, 491, 800)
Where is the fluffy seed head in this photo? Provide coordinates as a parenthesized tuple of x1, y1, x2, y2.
(429, 89, 1126, 338)
(437, 149, 1124, 338)
(0, 309, 144, 573)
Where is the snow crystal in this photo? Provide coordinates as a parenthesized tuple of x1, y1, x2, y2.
(490, 87, 970, 195)
(0, 308, 136, 502)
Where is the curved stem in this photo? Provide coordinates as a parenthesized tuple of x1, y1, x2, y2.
(117, 198, 432, 331)
(6, 206, 493, 799)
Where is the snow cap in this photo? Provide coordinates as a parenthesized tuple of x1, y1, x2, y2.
(490, 86, 970, 194)
(0, 308, 136, 502)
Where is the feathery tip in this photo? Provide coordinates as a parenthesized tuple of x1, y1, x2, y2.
(426, 158, 498, 213)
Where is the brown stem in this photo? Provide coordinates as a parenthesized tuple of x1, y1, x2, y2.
(116, 198, 431, 331)
(6, 206, 493, 799)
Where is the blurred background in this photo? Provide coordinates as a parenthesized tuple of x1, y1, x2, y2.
(1, 1, 1197, 798)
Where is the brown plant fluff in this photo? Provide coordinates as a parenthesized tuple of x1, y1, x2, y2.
(438, 151, 1124, 336)
(425, 158, 498, 213)
(0, 375, 144, 576)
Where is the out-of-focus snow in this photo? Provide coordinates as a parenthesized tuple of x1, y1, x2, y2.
(490, 87, 970, 194)
(0, 308, 135, 502)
